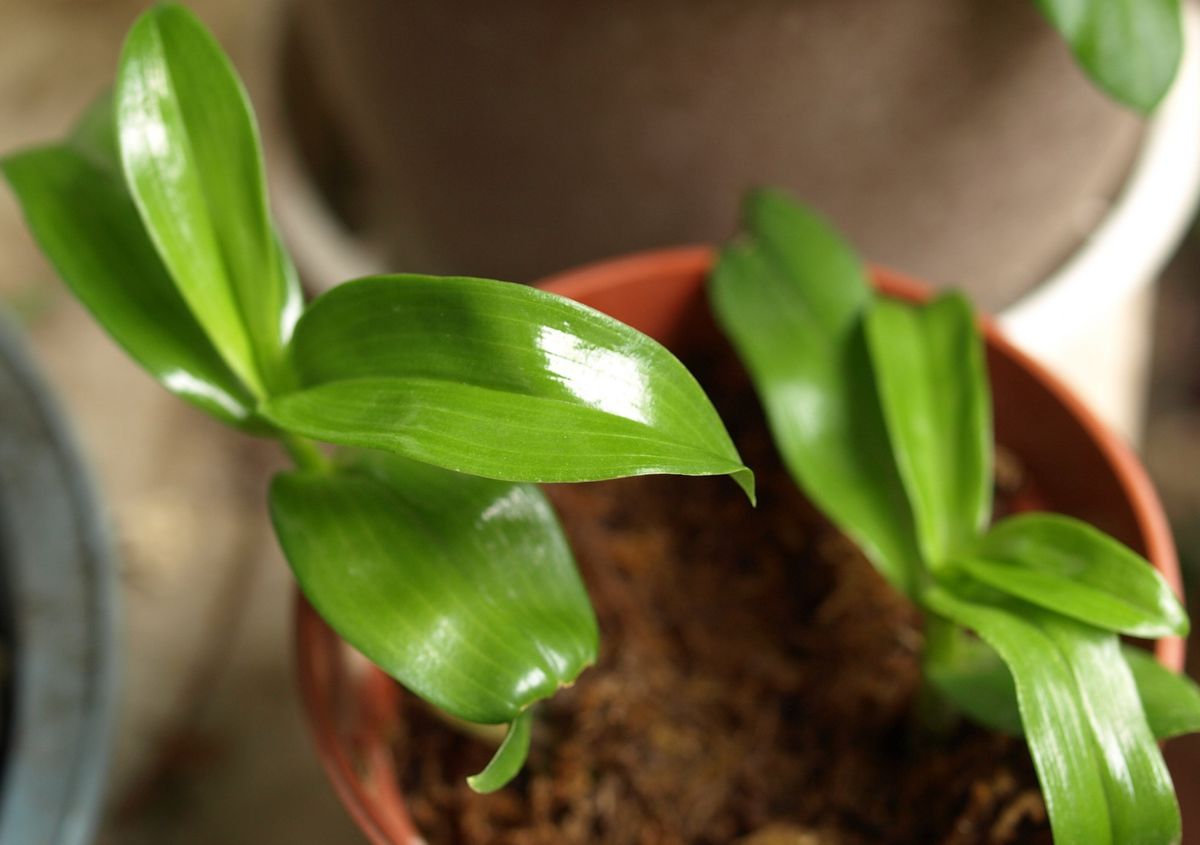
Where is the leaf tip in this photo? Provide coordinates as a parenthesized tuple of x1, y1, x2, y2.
(733, 467, 757, 506)
(466, 711, 533, 794)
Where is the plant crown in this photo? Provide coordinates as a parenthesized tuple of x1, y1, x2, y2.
(711, 189, 1200, 845)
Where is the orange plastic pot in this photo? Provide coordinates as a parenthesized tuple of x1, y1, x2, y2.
(294, 247, 1185, 845)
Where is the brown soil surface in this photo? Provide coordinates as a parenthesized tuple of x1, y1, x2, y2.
(391, 342, 1050, 845)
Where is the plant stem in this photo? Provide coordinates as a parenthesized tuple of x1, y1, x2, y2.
(282, 433, 332, 473)
(914, 614, 961, 737)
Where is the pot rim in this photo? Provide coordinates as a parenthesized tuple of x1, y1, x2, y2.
(296, 246, 1184, 845)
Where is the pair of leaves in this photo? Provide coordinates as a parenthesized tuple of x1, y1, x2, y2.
(5, 4, 753, 792)
(2, 126, 257, 427)
(116, 3, 301, 395)
(709, 192, 990, 592)
(263, 275, 752, 789)
(927, 582, 1180, 845)
(709, 192, 921, 595)
(1, 4, 297, 424)
(1036, 0, 1183, 113)
(711, 189, 1193, 844)
(5, 4, 753, 500)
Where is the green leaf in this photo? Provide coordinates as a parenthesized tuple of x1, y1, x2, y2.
(270, 449, 599, 727)
(927, 582, 1180, 845)
(115, 3, 300, 395)
(261, 275, 753, 497)
(925, 585, 1109, 844)
(1038, 612, 1180, 845)
(1, 143, 256, 427)
(953, 513, 1188, 638)
(1036, 0, 1183, 112)
(1123, 645, 1200, 741)
(710, 189, 920, 594)
(927, 635, 1200, 744)
(864, 293, 990, 566)
(467, 710, 534, 794)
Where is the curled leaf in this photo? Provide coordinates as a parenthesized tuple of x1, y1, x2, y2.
(467, 710, 534, 794)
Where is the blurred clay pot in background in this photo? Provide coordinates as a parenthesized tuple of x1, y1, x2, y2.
(284, 0, 1139, 308)
(294, 248, 1187, 844)
(274, 0, 1200, 441)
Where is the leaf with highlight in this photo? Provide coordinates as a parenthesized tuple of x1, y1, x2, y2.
(710, 189, 920, 594)
(116, 3, 300, 394)
(270, 450, 598, 727)
(865, 293, 990, 565)
(262, 275, 752, 497)
(955, 513, 1188, 638)
(927, 582, 1181, 845)
(1, 140, 255, 426)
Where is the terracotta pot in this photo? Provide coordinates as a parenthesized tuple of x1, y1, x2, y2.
(294, 247, 1185, 845)
(283, 0, 1140, 312)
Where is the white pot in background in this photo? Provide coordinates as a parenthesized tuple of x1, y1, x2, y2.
(997, 3, 1200, 442)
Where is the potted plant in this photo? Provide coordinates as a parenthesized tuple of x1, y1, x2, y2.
(297, 200, 1200, 843)
(8, 5, 1200, 843)
(1, 0, 751, 797)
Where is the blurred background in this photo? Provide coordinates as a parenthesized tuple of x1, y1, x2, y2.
(2, 0, 1200, 842)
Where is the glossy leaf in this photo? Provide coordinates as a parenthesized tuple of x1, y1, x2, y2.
(927, 634, 1200, 744)
(116, 3, 300, 395)
(1036, 0, 1182, 112)
(954, 513, 1188, 638)
(925, 584, 1111, 844)
(928, 582, 1181, 844)
(270, 449, 599, 727)
(467, 710, 534, 794)
(1123, 645, 1200, 741)
(865, 293, 990, 565)
(1037, 612, 1180, 845)
(262, 275, 753, 496)
(1, 142, 256, 426)
(710, 189, 920, 594)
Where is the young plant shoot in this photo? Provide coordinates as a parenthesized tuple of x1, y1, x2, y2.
(1, 4, 753, 793)
(711, 189, 1200, 845)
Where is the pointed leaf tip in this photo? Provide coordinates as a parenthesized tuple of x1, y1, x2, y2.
(263, 275, 748, 488)
(467, 710, 534, 793)
(733, 467, 757, 505)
